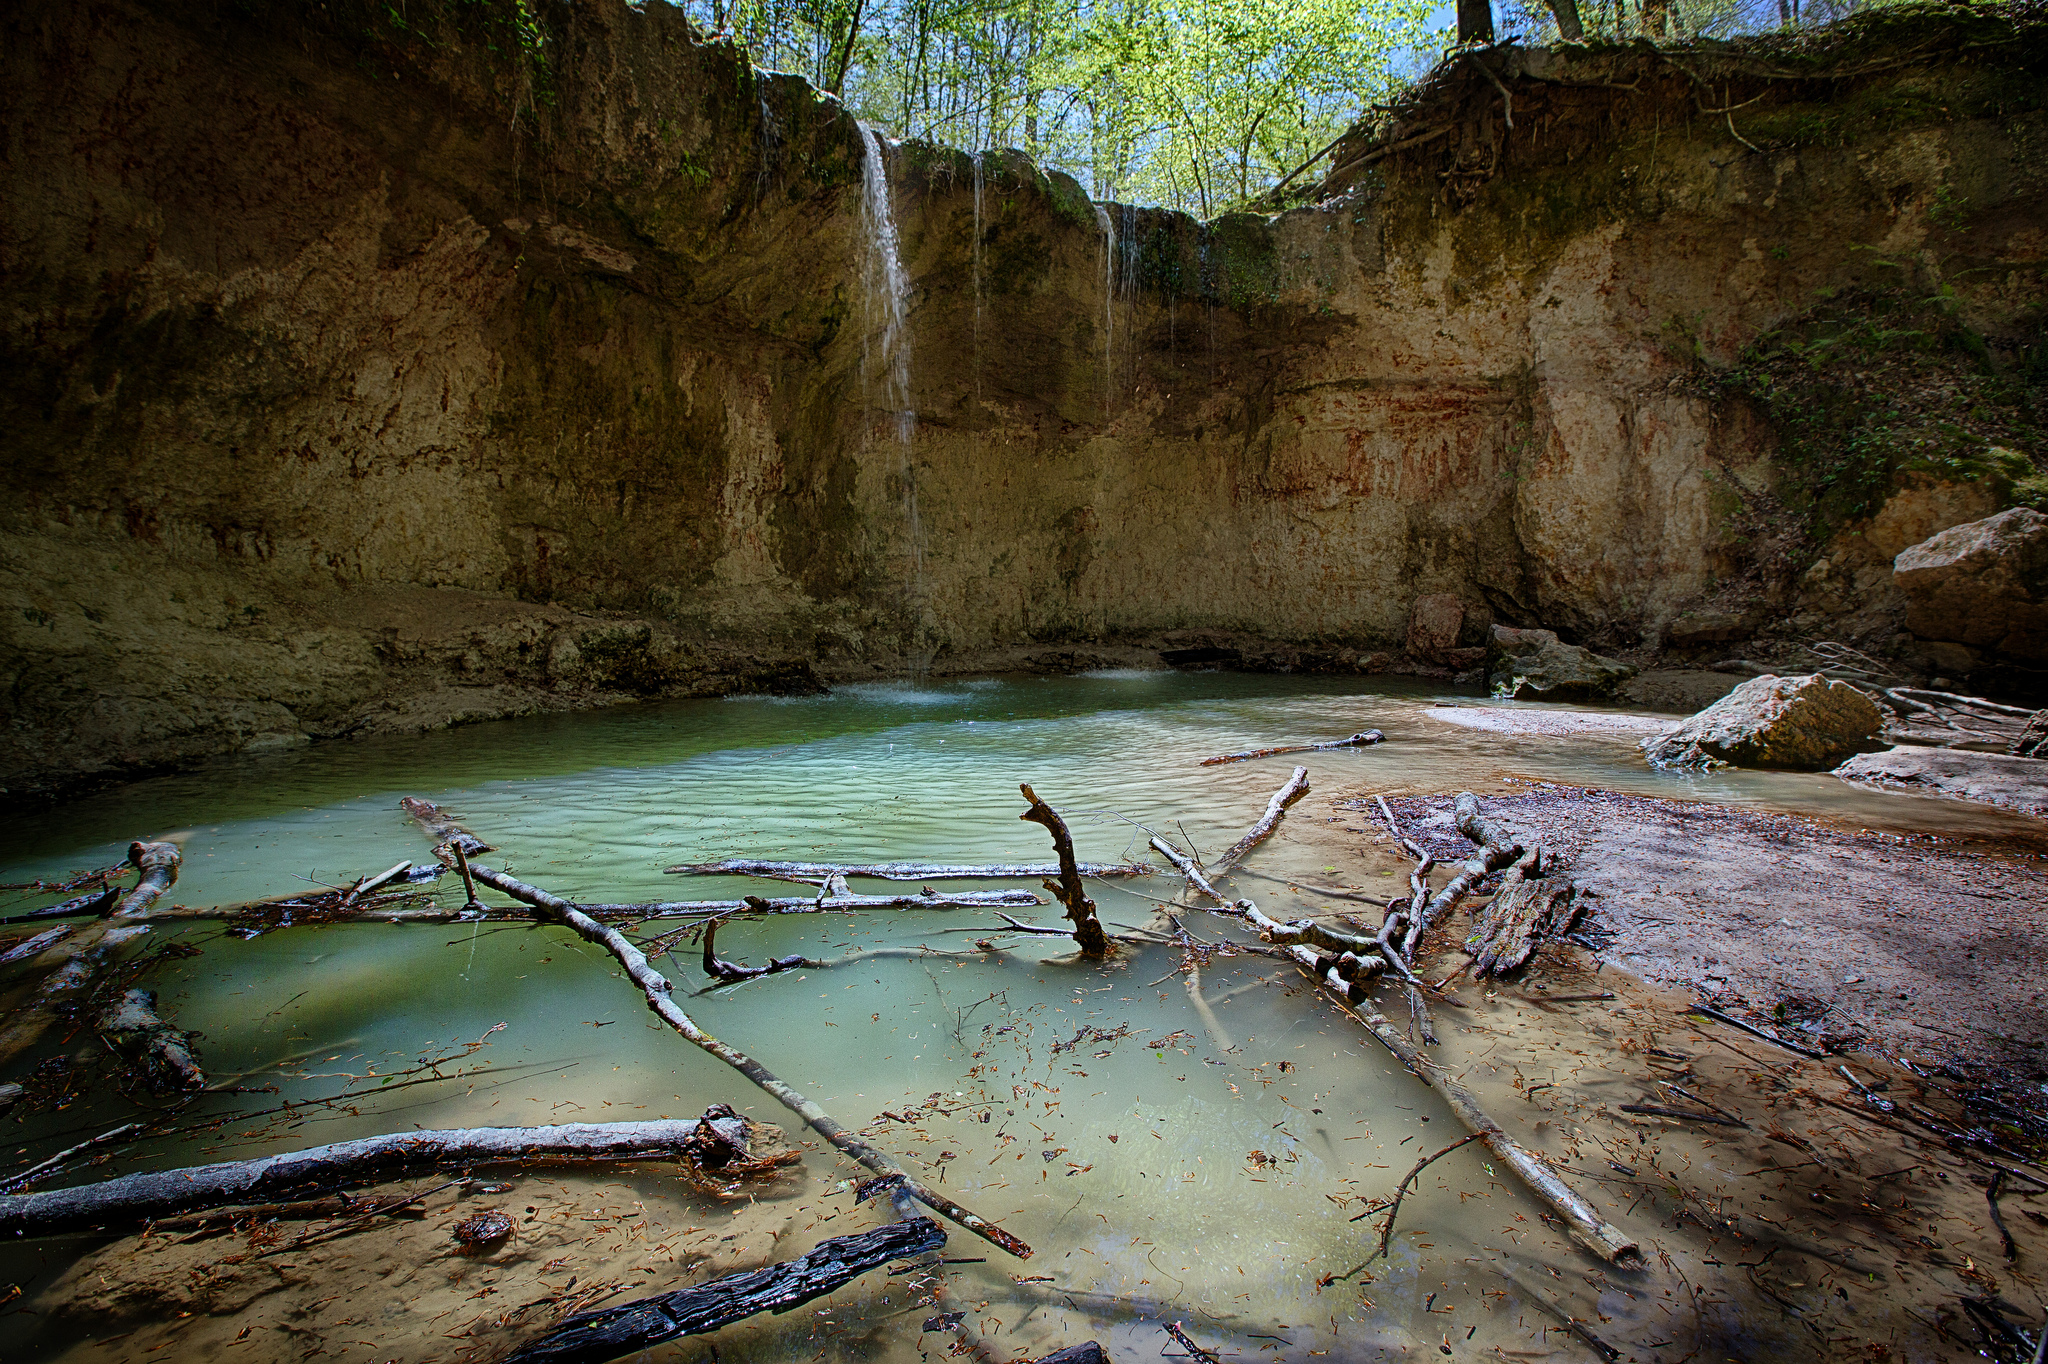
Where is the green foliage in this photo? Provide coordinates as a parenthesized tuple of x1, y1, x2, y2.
(1719, 271, 2048, 536)
(674, 0, 1440, 214)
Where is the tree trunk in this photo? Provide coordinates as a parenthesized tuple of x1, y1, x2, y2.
(1457, 0, 1496, 43)
(1548, 0, 1586, 39)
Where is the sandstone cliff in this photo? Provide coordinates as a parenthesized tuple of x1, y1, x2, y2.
(2, 0, 2042, 797)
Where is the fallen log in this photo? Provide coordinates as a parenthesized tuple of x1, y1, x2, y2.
(1284, 941, 1640, 1264)
(1199, 730, 1384, 766)
(505, 1215, 947, 1363)
(1400, 793, 1523, 959)
(457, 859, 1031, 1259)
(1019, 784, 1110, 956)
(1468, 847, 1581, 978)
(97, 988, 206, 1092)
(0, 841, 178, 1070)
(113, 842, 182, 918)
(1214, 767, 1310, 872)
(664, 858, 1150, 881)
(0, 1119, 733, 1239)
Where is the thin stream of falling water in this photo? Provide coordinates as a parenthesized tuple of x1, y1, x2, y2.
(857, 123, 928, 680)
(971, 150, 984, 420)
(1094, 201, 1116, 418)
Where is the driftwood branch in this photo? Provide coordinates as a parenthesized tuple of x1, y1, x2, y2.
(454, 857, 1030, 1258)
(1199, 730, 1383, 767)
(597, 888, 1043, 916)
(1400, 792, 1522, 959)
(97, 987, 206, 1091)
(1285, 941, 1640, 1264)
(1019, 784, 1110, 956)
(0, 885, 122, 926)
(0, 1121, 146, 1195)
(1214, 767, 1309, 872)
(0, 1119, 734, 1239)
(506, 1215, 947, 1362)
(1687, 1004, 1830, 1059)
(665, 858, 1150, 881)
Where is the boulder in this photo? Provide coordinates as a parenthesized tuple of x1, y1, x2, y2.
(1489, 625, 1635, 701)
(1642, 673, 1884, 770)
(1893, 508, 2048, 662)
(1405, 594, 1464, 662)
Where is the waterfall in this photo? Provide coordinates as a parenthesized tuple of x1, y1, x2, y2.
(971, 151, 985, 420)
(1094, 203, 1116, 418)
(857, 123, 927, 679)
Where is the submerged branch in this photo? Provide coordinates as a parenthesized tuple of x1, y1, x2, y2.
(665, 858, 1151, 881)
(1199, 730, 1383, 767)
(1214, 766, 1310, 872)
(456, 858, 1031, 1259)
(1285, 942, 1641, 1265)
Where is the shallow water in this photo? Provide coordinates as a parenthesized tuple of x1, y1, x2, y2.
(0, 671, 2031, 1359)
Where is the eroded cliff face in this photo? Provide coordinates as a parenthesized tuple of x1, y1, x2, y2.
(2, 0, 2042, 797)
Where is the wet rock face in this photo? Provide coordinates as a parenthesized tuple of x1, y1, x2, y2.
(1643, 673, 1885, 771)
(1894, 509, 2048, 663)
(1406, 594, 1465, 662)
(1489, 626, 1635, 701)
